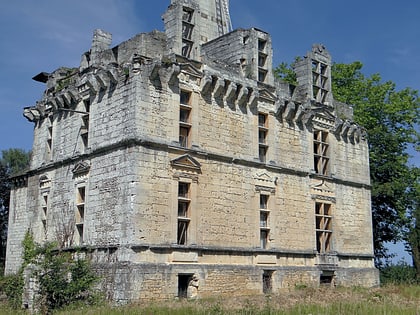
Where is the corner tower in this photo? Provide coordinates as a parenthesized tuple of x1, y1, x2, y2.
(163, 0, 232, 60)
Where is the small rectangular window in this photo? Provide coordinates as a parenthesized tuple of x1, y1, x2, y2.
(315, 202, 332, 253)
(177, 182, 191, 245)
(258, 113, 268, 162)
(314, 130, 330, 175)
(179, 91, 192, 147)
(263, 270, 273, 294)
(260, 230, 268, 249)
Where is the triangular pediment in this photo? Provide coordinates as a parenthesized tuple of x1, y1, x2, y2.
(311, 180, 333, 193)
(72, 161, 90, 176)
(258, 88, 277, 103)
(180, 63, 203, 78)
(171, 154, 201, 171)
(311, 105, 336, 129)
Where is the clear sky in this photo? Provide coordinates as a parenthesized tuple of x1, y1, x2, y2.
(0, 0, 418, 262)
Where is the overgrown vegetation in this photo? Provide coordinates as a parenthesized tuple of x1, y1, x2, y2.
(1, 284, 418, 315)
(0, 230, 99, 313)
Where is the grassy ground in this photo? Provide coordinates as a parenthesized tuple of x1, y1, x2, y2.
(1, 285, 419, 315)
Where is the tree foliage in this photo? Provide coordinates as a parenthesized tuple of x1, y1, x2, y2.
(274, 61, 420, 268)
(1, 230, 99, 312)
(331, 62, 419, 266)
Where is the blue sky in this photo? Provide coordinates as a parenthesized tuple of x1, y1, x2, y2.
(0, 0, 418, 262)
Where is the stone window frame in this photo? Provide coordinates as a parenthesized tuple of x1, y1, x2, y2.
(46, 115, 53, 159)
(263, 270, 273, 294)
(80, 98, 90, 149)
(315, 201, 333, 253)
(181, 7, 194, 58)
(313, 129, 330, 176)
(39, 175, 51, 239)
(179, 90, 192, 148)
(311, 60, 329, 103)
(75, 184, 86, 245)
(177, 181, 191, 245)
(259, 193, 270, 249)
(258, 112, 268, 163)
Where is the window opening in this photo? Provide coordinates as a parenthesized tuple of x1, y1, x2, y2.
(258, 113, 268, 162)
(258, 39, 267, 52)
(177, 182, 191, 245)
(315, 202, 332, 253)
(258, 69, 267, 83)
(320, 271, 334, 286)
(75, 186, 86, 245)
(182, 8, 193, 22)
(313, 130, 330, 175)
(178, 274, 193, 298)
(263, 270, 273, 294)
(259, 194, 270, 249)
(41, 194, 48, 236)
(179, 91, 192, 148)
(311, 60, 329, 103)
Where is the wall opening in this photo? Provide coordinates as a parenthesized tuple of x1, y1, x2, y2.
(263, 270, 273, 294)
(320, 271, 335, 286)
(178, 274, 193, 298)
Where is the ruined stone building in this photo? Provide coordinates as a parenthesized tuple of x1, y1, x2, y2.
(6, 0, 379, 302)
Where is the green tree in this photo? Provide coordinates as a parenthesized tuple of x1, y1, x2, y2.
(331, 62, 419, 265)
(407, 170, 420, 279)
(0, 149, 31, 269)
(274, 61, 420, 266)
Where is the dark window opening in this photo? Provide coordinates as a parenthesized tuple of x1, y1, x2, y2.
(178, 274, 193, 298)
(177, 220, 188, 245)
(258, 39, 267, 51)
(260, 230, 268, 249)
(182, 8, 193, 22)
(313, 130, 330, 176)
(263, 270, 273, 294)
(315, 202, 332, 253)
(320, 271, 334, 286)
(259, 146, 267, 163)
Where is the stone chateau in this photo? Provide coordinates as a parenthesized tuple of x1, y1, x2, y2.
(6, 0, 379, 302)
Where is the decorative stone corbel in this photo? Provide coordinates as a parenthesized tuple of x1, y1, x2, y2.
(248, 89, 259, 106)
(159, 64, 180, 86)
(340, 120, 351, 137)
(200, 73, 213, 95)
(213, 77, 225, 99)
(236, 86, 249, 106)
(348, 124, 358, 140)
(169, 64, 181, 85)
(86, 74, 99, 94)
(333, 118, 344, 135)
(294, 105, 305, 122)
(224, 81, 237, 103)
(149, 62, 161, 81)
(283, 101, 296, 120)
(107, 68, 118, 84)
(95, 71, 109, 89)
(23, 107, 41, 122)
(54, 96, 64, 108)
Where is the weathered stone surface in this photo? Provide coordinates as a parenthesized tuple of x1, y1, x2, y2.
(5, 0, 379, 303)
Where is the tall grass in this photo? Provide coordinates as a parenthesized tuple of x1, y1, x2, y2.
(1, 285, 419, 314)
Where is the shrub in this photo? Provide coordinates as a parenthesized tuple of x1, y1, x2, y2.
(380, 261, 418, 285)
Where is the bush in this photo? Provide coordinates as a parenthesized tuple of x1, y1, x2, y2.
(0, 273, 23, 309)
(2, 231, 100, 313)
(380, 261, 418, 285)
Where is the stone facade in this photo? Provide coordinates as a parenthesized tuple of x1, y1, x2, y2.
(6, 0, 379, 303)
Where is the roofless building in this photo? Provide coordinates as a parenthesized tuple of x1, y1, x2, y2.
(6, 0, 379, 302)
